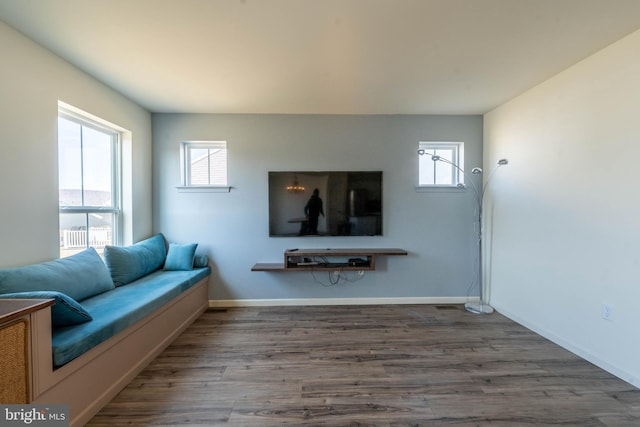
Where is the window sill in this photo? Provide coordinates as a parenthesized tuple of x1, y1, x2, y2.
(415, 185, 467, 193)
(176, 186, 231, 193)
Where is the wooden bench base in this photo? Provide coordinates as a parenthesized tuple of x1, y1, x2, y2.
(30, 278, 209, 427)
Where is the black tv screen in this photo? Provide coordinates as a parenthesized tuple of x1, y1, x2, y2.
(269, 171, 382, 237)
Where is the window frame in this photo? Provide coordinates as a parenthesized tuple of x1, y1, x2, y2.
(58, 106, 123, 256)
(417, 141, 466, 191)
(178, 140, 230, 193)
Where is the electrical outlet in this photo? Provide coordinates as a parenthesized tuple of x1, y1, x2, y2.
(602, 303, 614, 321)
(357, 270, 365, 276)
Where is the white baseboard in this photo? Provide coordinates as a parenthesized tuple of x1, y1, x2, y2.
(209, 296, 477, 308)
(494, 303, 640, 389)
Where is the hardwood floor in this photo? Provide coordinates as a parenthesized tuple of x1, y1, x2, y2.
(88, 305, 640, 426)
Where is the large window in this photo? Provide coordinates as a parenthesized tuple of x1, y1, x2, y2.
(58, 108, 121, 257)
(180, 141, 228, 189)
(418, 141, 465, 187)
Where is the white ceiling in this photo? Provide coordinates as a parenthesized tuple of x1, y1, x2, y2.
(2, 0, 640, 115)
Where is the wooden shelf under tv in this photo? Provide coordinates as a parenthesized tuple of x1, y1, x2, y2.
(251, 248, 408, 272)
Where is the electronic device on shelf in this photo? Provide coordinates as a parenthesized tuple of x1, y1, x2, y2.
(252, 248, 407, 272)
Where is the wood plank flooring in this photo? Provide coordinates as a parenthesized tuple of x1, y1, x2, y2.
(88, 305, 640, 426)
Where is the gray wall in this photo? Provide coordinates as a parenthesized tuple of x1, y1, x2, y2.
(152, 114, 483, 303)
(484, 28, 640, 387)
(0, 20, 153, 267)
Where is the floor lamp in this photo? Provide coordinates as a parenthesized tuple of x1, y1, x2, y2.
(418, 150, 508, 314)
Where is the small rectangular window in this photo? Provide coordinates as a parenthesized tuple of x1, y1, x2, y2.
(418, 141, 465, 187)
(181, 141, 228, 188)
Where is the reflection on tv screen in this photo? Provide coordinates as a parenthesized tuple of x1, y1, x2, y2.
(268, 171, 382, 237)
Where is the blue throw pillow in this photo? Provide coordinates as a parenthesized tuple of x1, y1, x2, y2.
(193, 254, 209, 268)
(0, 291, 92, 327)
(164, 243, 198, 271)
(0, 247, 114, 302)
(103, 234, 167, 286)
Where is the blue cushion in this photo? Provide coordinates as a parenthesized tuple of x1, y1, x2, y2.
(0, 247, 114, 302)
(164, 243, 198, 271)
(52, 267, 210, 367)
(193, 254, 208, 268)
(0, 291, 92, 327)
(103, 234, 167, 286)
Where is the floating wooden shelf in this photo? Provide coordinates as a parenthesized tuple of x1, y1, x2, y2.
(251, 248, 407, 272)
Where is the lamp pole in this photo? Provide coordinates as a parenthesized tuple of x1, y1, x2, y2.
(465, 158, 508, 314)
(418, 150, 508, 314)
(467, 180, 492, 314)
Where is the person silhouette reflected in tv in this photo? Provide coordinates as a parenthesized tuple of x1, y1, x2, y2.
(304, 188, 324, 235)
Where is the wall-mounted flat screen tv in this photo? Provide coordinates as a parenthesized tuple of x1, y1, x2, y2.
(269, 171, 382, 237)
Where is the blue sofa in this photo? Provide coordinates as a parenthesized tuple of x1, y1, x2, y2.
(0, 234, 209, 367)
(0, 234, 210, 426)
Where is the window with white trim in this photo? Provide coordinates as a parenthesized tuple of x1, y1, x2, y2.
(58, 107, 122, 257)
(418, 141, 465, 187)
(180, 141, 228, 191)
